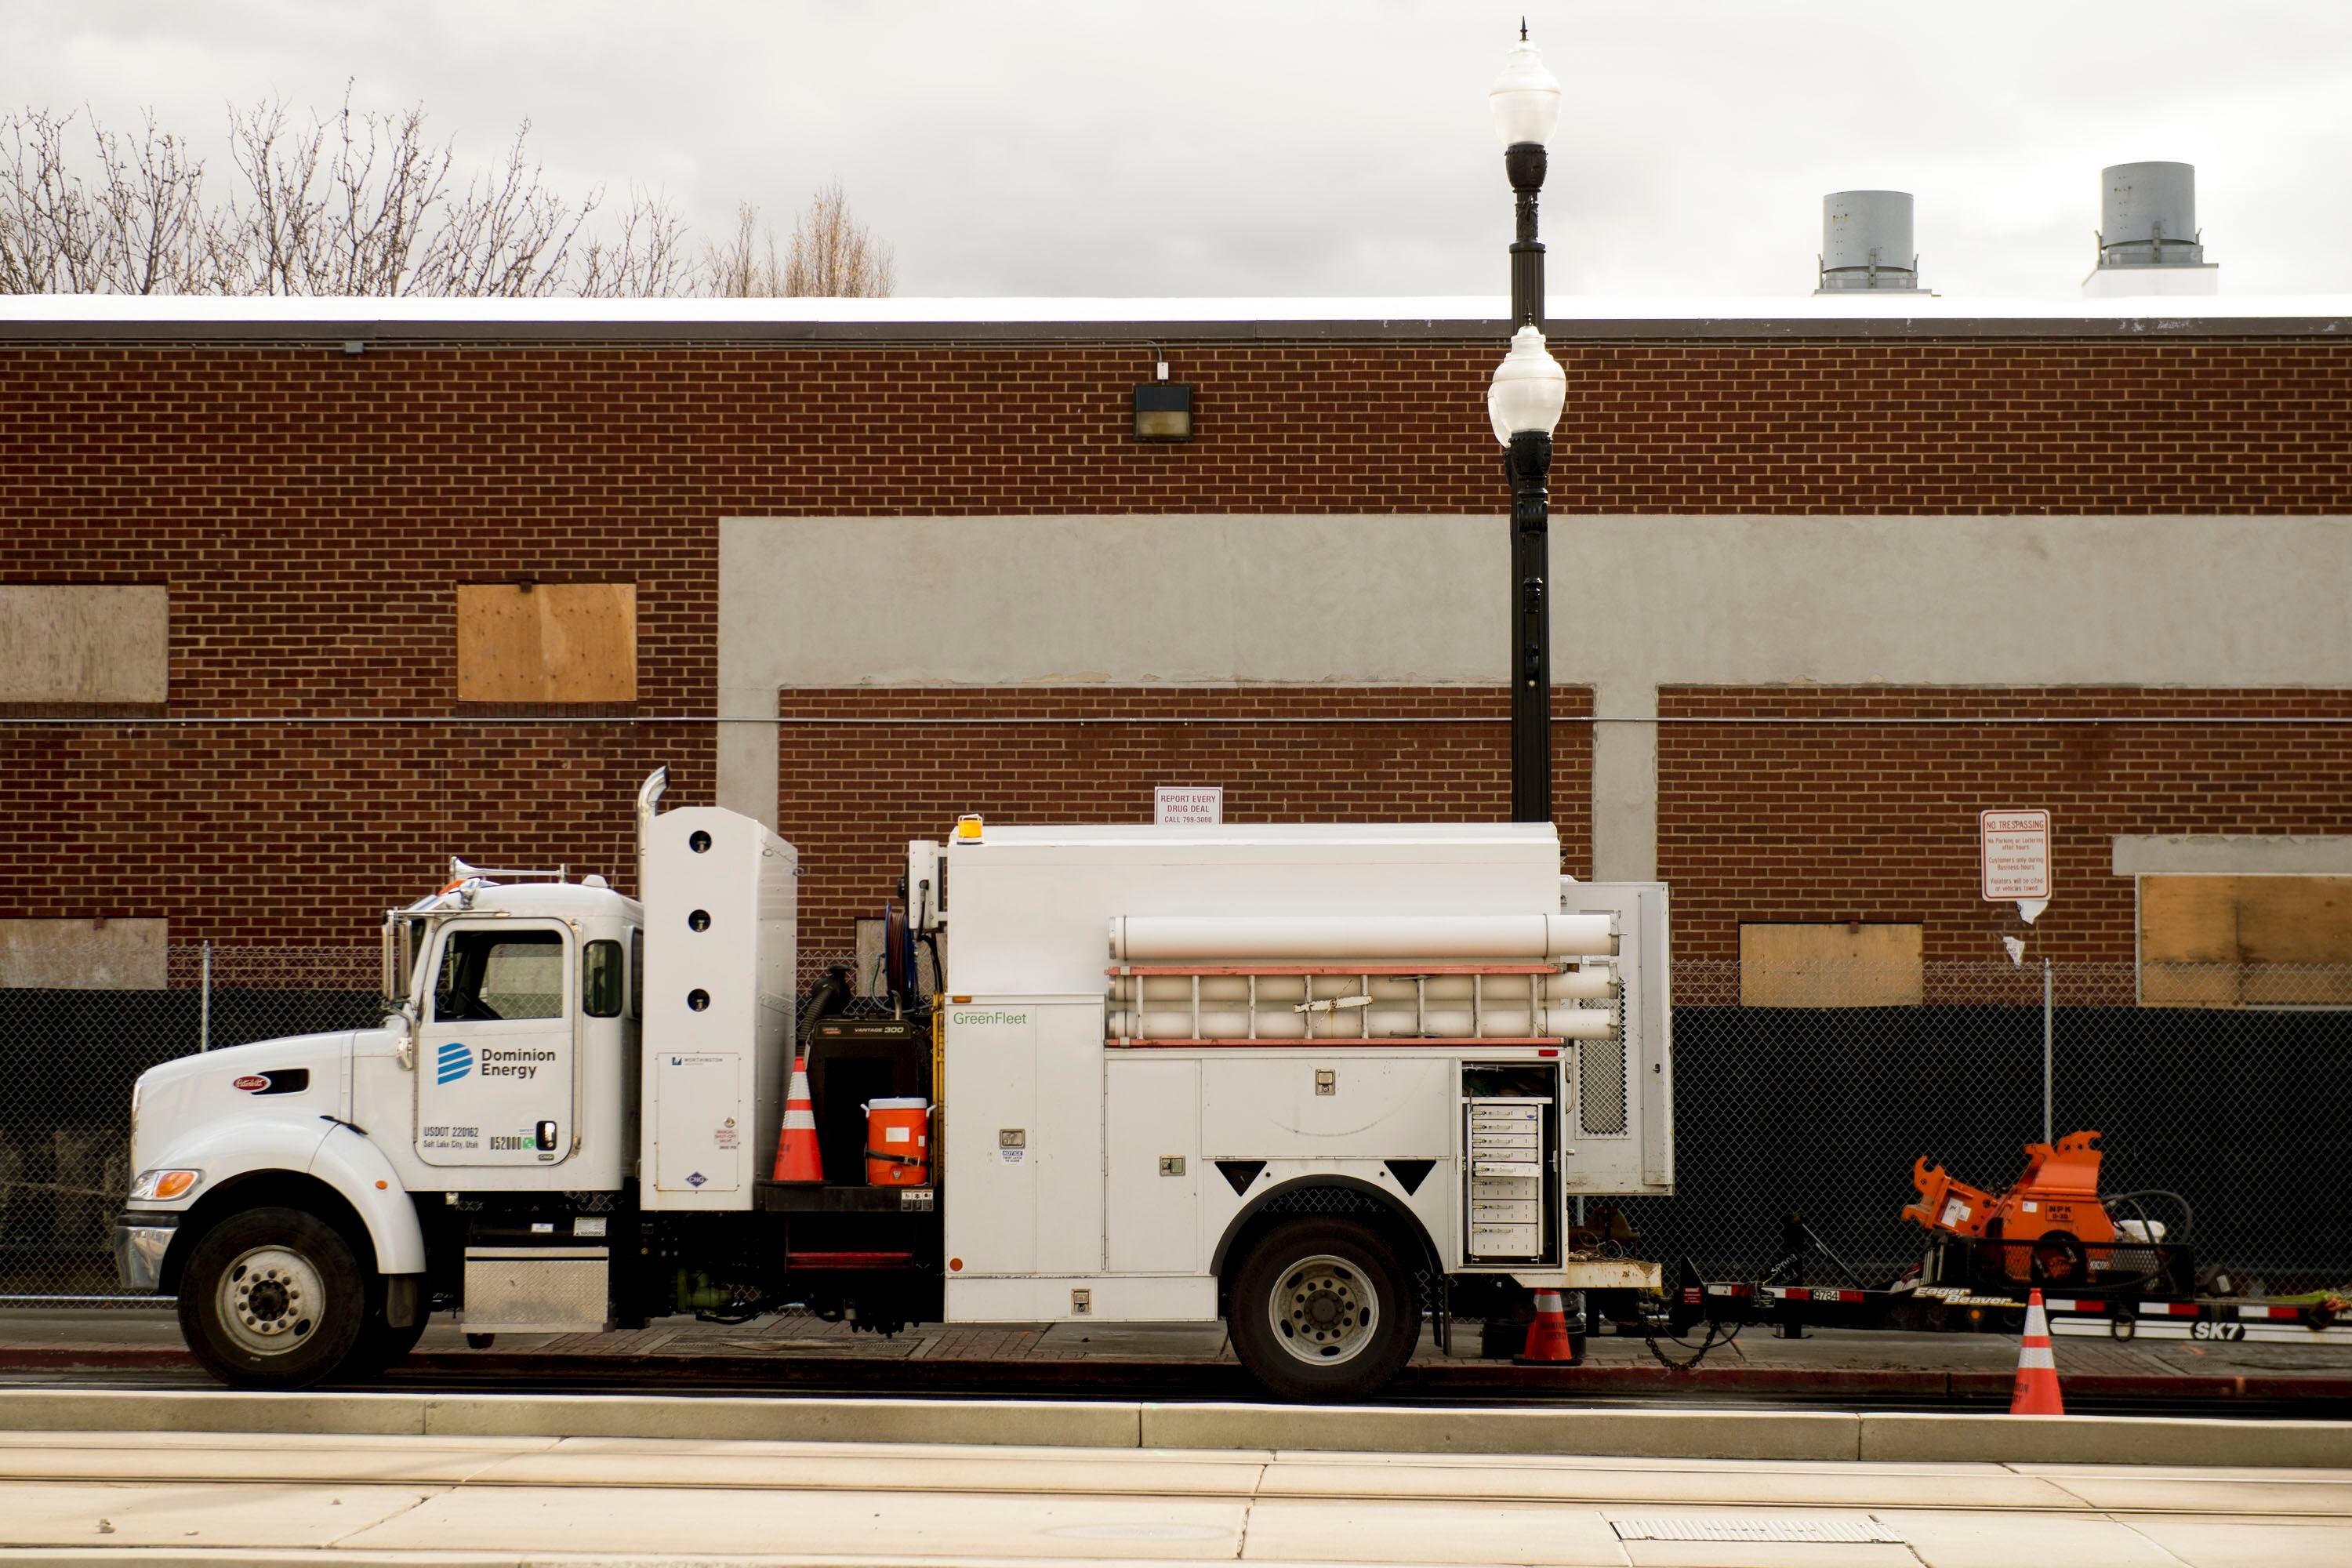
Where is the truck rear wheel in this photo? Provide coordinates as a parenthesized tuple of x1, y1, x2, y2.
(176, 1206, 368, 1390)
(1228, 1218, 1417, 1401)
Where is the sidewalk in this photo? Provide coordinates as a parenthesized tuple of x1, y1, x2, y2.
(5, 1306, 2350, 1403)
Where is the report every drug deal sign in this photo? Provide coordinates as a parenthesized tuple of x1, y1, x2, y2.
(1980, 810, 2053, 901)
(1155, 786, 1222, 826)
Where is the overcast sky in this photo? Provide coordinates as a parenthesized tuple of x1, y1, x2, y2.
(6, 1, 2349, 301)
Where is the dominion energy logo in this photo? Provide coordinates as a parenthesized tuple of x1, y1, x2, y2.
(436, 1041, 474, 1084)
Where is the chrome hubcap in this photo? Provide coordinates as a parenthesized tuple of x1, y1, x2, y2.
(217, 1246, 323, 1356)
(1267, 1253, 1377, 1366)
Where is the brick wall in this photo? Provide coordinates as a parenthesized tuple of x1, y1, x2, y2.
(0, 723, 695, 942)
(776, 687, 1594, 954)
(1657, 686, 2352, 965)
(3, 330, 2348, 941)
(1548, 338, 2350, 514)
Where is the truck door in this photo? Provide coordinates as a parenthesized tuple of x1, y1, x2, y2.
(416, 920, 577, 1168)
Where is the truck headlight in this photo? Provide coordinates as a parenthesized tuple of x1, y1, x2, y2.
(129, 1169, 201, 1202)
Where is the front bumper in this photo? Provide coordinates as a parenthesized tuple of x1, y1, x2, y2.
(111, 1212, 180, 1294)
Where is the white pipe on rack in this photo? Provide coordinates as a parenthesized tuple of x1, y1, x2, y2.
(1108, 971, 1613, 1005)
(1105, 1006, 1616, 1040)
(1108, 913, 1613, 960)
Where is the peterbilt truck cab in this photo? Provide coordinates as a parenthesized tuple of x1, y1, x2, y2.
(119, 875, 645, 1385)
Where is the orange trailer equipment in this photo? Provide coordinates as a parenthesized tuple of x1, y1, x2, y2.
(1903, 1130, 2118, 1286)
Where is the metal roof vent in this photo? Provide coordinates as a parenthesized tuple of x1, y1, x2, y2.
(1816, 191, 1921, 294)
(2085, 162, 2218, 296)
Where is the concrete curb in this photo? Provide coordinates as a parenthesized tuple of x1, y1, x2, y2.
(9, 1344, 2352, 1404)
(0, 1388, 2345, 1466)
(1859, 1410, 2352, 1467)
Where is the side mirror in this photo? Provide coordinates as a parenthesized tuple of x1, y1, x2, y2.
(383, 1011, 416, 1072)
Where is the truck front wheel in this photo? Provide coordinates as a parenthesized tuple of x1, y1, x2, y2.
(1228, 1218, 1418, 1401)
(176, 1207, 368, 1389)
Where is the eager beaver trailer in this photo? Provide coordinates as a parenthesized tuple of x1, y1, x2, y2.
(114, 771, 1671, 1399)
(1658, 1132, 2350, 1357)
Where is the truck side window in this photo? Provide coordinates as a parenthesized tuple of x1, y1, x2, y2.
(628, 928, 644, 1021)
(583, 939, 623, 1018)
(431, 929, 564, 1022)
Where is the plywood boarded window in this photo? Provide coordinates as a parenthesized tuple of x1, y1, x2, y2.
(1740, 924, 1924, 1008)
(0, 585, 167, 703)
(0, 918, 168, 989)
(2139, 875, 2352, 1007)
(456, 583, 636, 703)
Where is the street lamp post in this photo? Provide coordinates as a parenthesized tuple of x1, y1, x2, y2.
(1487, 27, 1566, 826)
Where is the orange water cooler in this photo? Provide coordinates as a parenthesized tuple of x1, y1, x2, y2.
(863, 1098, 931, 1186)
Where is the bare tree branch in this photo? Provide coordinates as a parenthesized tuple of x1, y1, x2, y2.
(580, 186, 691, 297)
(2, 96, 903, 299)
(782, 180, 895, 298)
(0, 106, 224, 293)
(702, 200, 785, 297)
(2, 89, 715, 297)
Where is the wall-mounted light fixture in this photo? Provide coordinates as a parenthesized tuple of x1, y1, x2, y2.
(1132, 343, 1193, 441)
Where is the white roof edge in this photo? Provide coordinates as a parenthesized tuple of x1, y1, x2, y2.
(1, 293, 2349, 326)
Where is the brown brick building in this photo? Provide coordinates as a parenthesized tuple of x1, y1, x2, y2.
(5, 297, 2351, 996)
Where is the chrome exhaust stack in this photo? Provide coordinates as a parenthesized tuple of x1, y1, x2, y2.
(635, 766, 670, 902)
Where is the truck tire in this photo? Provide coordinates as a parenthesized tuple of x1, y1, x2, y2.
(176, 1206, 368, 1390)
(1228, 1218, 1418, 1401)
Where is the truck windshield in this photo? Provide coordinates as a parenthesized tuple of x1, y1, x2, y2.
(432, 929, 564, 1022)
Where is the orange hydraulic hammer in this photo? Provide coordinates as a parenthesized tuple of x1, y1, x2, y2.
(1903, 1131, 2118, 1283)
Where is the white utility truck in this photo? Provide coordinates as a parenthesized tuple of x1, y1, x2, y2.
(116, 771, 1672, 1399)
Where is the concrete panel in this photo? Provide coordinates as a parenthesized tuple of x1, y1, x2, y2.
(721, 514, 2352, 868)
(1889, 1509, 2195, 1568)
(1860, 1412, 2352, 1468)
(1590, 685, 1660, 881)
(1243, 1497, 1628, 1565)
(720, 514, 1504, 829)
(2114, 834, 2352, 875)
(347, 1483, 1250, 1559)
(0, 584, 166, 703)
(1140, 1404, 1859, 1460)
(0, 918, 167, 989)
(1261, 1457, 2080, 1509)
(419, 1393, 1142, 1448)
(2120, 1514, 2352, 1567)
(0, 1479, 437, 1551)
(471, 1443, 1267, 1495)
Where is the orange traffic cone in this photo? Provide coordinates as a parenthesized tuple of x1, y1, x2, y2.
(2011, 1288, 2064, 1414)
(771, 1051, 824, 1182)
(1515, 1288, 1581, 1365)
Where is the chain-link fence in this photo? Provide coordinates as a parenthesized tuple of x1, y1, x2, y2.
(0, 944, 382, 1298)
(1613, 960, 2352, 1298)
(3, 947, 2347, 1300)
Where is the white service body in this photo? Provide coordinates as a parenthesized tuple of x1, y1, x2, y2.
(931, 821, 1672, 1323)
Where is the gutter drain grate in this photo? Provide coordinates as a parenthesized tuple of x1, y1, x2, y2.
(1612, 1514, 1905, 1544)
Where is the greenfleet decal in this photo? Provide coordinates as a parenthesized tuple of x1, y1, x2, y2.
(952, 1010, 1029, 1026)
